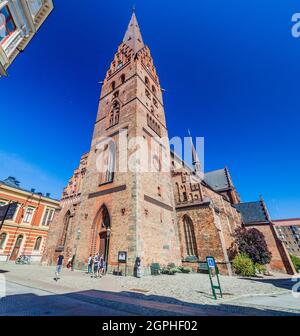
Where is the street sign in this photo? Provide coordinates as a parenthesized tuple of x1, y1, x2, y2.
(206, 256, 223, 300)
(0, 202, 18, 222)
(207, 257, 216, 269)
(118, 251, 127, 264)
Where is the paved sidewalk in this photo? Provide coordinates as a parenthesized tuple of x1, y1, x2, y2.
(1, 263, 299, 316)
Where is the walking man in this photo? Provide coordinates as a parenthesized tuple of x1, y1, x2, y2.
(87, 254, 93, 274)
(93, 253, 100, 278)
(54, 252, 64, 282)
(99, 253, 104, 277)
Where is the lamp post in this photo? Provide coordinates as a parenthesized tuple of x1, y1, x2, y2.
(105, 227, 111, 273)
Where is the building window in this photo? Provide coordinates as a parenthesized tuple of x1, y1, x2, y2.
(111, 81, 116, 91)
(0, 199, 8, 206)
(99, 141, 116, 185)
(145, 76, 150, 86)
(120, 74, 125, 84)
(60, 211, 71, 248)
(145, 89, 151, 99)
(152, 85, 156, 95)
(117, 61, 123, 69)
(153, 98, 158, 108)
(23, 207, 35, 224)
(41, 208, 54, 226)
(0, 6, 16, 44)
(33, 237, 42, 251)
(0, 233, 7, 249)
(109, 100, 120, 128)
(27, 0, 43, 17)
(183, 215, 198, 257)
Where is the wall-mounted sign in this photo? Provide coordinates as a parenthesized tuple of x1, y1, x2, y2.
(118, 251, 127, 264)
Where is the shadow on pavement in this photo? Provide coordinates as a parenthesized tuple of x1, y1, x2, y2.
(237, 276, 299, 291)
(0, 288, 299, 316)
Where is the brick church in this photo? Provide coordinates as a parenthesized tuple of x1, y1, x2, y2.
(43, 12, 295, 276)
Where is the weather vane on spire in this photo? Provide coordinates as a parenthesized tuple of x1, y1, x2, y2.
(132, 4, 136, 13)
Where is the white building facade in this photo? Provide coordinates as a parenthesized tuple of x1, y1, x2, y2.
(0, 0, 53, 76)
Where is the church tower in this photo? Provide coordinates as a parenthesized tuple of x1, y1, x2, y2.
(45, 11, 181, 274)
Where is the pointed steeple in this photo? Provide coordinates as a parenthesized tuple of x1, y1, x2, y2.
(123, 11, 145, 54)
(188, 130, 201, 173)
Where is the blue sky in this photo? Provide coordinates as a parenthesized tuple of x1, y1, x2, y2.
(0, 0, 299, 219)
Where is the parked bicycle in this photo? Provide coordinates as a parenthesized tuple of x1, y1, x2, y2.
(15, 255, 31, 265)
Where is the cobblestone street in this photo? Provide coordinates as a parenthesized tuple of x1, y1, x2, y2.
(0, 263, 299, 316)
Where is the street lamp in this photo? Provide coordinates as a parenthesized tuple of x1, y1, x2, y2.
(105, 227, 111, 273)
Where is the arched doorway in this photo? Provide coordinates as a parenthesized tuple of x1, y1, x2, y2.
(183, 215, 198, 258)
(92, 205, 111, 271)
(10, 235, 24, 261)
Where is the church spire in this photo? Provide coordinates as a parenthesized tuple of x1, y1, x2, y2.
(188, 130, 201, 173)
(123, 11, 145, 54)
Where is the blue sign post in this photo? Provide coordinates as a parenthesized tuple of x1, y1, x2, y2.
(206, 256, 223, 300)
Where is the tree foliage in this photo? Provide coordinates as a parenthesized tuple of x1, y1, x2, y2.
(233, 227, 272, 265)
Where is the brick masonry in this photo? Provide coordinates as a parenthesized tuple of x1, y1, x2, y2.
(42, 13, 295, 276)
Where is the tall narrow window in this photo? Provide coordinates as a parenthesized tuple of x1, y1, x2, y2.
(23, 207, 34, 224)
(109, 100, 120, 128)
(0, 233, 7, 249)
(0, 6, 16, 44)
(98, 141, 116, 185)
(34, 237, 42, 251)
(41, 208, 54, 226)
(120, 74, 125, 84)
(183, 215, 198, 257)
(60, 211, 71, 248)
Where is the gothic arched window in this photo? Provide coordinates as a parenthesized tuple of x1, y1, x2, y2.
(98, 141, 116, 185)
(34, 237, 42, 251)
(120, 74, 125, 84)
(145, 76, 150, 86)
(183, 215, 198, 257)
(109, 101, 120, 128)
(60, 211, 71, 248)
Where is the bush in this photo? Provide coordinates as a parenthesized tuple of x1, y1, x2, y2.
(233, 253, 256, 277)
(290, 255, 300, 272)
(179, 266, 192, 274)
(255, 263, 267, 275)
(234, 227, 272, 265)
(161, 267, 176, 275)
(167, 263, 176, 269)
